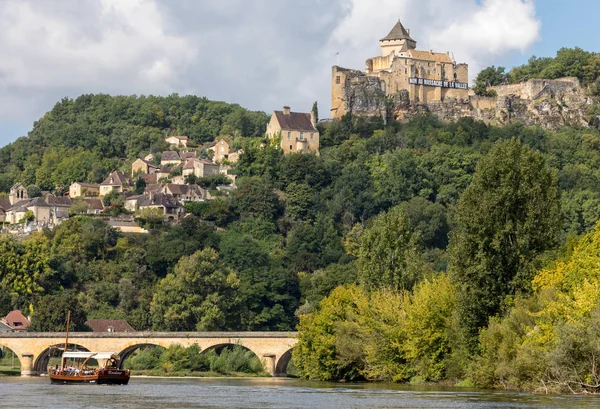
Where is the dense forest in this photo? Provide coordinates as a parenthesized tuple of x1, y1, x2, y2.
(2, 71, 600, 391)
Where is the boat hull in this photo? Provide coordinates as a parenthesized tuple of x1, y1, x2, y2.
(49, 370, 130, 385)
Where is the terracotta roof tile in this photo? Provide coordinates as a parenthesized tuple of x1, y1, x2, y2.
(4, 310, 30, 330)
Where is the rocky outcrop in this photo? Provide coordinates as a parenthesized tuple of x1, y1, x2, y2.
(341, 77, 598, 130)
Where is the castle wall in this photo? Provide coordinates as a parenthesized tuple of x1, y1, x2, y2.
(490, 77, 581, 100)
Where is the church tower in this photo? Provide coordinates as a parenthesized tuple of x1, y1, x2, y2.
(379, 20, 417, 57)
(9, 183, 28, 205)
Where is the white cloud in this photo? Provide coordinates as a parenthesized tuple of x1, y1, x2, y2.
(0, 0, 540, 145)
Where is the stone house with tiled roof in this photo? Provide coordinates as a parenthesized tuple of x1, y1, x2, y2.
(0, 198, 11, 222)
(100, 171, 133, 196)
(138, 193, 184, 221)
(208, 138, 242, 163)
(139, 173, 158, 184)
(161, 151, 181, 166)
(165, 135, 189, 148)
(2, 310, 30, 331)
(131, 158, 160, 177)
(182, 158, 220, 179)
(69, 182, 100, 198)
(266, 106, 319, 155)
(161, 183, 205, 202)
(180, 151, 198, 161)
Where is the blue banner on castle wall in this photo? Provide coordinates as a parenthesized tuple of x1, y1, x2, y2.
(408, 77, 468, 90)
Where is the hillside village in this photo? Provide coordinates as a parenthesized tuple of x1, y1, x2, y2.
(0, 106, 320, 234)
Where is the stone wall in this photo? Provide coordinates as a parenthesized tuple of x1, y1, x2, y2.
(335, 76, 597, 131)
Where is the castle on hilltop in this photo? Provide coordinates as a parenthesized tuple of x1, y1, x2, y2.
(331, 20, 469, 119)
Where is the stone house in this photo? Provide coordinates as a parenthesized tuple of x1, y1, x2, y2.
(71, 198, 104, 214)
(165, 135, 189, 148)
(161, 183, 205, 202)
(0, 198, 11, 222)
(131, 158, 160, 177)
(100, 171, 133, 196)
(69, 182, 100, 198)
(161, 151, 182, 166)
(182, 158, 220, 179)
(139, 173, 158, 185)
(137, 193, 184, 221)
(208, 138, 242, 163)
(266, 106, 320, 155)
(124, 194, 144, 212)
(2, 310, 30, 331)
(180, 151, 198, 161)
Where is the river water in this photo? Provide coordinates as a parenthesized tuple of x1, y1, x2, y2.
(0, 377, 598, 408)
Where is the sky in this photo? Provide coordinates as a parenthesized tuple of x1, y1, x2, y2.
(0, 0, 598, 148)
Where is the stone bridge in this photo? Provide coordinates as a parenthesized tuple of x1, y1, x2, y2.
(0, 332, 297, 377)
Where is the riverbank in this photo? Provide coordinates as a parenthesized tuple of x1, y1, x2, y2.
(129, 369, 271, 377)
(0, 365, 20, 376)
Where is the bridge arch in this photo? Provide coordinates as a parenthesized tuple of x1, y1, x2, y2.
(34, 343, 91, 375)
(118, 342, 167, 369)
(274, 348, 294, 377)
(0, 345, 22, 371)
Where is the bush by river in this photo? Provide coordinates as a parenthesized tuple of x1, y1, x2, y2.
(123, 344, 269, 377)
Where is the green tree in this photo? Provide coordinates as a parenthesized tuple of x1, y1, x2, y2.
(357, 205, 422, 291)
(150, 248, 241, 331)
(285, 183, 315, 222)
(312, 101, 319, 123)
(473, 66, 507, 96)
(234, 176, 280, 220)
(30, 290, 88, 331)
(135, 177, 146, 195)
(449, 139, 561, 345)
(26, 184, 42, 198)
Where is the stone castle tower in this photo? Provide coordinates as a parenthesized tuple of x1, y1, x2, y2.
(379, 20, 417, 56)
(331, 19, 469, 119)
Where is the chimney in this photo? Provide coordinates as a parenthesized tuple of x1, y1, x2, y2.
(283, 106, 291, 115)
(310, 110, 316, 128)
(407, 29, 410, 35)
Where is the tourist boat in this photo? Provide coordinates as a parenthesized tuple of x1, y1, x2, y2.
(48, 312, 130, 385)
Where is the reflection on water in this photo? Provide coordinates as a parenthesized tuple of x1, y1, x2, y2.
(0, 377, 598, 409)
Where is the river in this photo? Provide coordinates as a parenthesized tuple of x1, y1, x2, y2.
(0, 377, 599, 408)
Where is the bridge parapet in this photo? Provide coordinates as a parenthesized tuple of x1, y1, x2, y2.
(0, 331, 298, 377)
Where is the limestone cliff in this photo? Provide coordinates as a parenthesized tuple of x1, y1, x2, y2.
(337, 76, 599, 130)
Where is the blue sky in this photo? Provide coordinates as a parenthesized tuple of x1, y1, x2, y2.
(500, 0, 599, 69)
(0, 0, 598, 149)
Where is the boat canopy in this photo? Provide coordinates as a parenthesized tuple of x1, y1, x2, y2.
(61, 352, 120, 360)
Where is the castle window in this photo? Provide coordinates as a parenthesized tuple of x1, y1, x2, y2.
(405, 68, 407, 74)
(287, 132, 291, 140)
(289, 145, 293, 150)
(310, 133, 314, 140)
(300, 132, 304, 140)
(335, 75, 340, 84)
